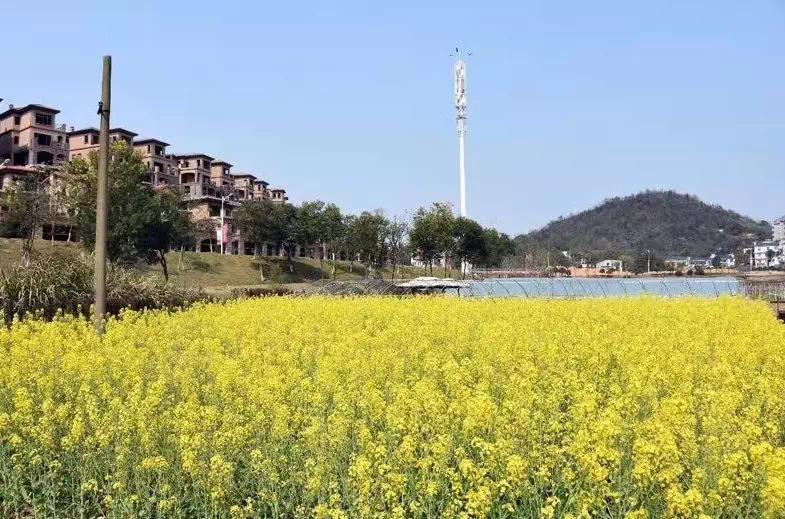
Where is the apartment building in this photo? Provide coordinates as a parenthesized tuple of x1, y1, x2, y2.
(253, 179, 270, 200)
(210, 160, 234, 194)
(0, 104, 69, 166)
(68, 127, 137, 160)
(269, 187, 288, 203)
(134, 139, 178, 187)
(232, 173, 257, 201)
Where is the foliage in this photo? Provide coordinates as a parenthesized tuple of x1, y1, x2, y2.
(63, 141, 183, 269)
(0, 253, 202, 324)
(233, 200, 295, 278)
(630, 249, 665, 274)
(350, 210, 389, 277)
(410, 202, 455, 275)
(1, 298, 785, 517)
(477, 228, 515, 268)
(386, 215, 409, 280)
(452, 216, 485, 276)
(517, 190, 771, 258)
(0, 167, 55, 266)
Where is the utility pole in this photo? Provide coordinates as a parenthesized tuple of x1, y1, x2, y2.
(220, 193, 232, 255)
(94, 56, 111, 334)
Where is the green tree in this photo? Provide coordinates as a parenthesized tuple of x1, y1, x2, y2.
(0, 166, 55, 266)
(766, 248, 776, 268)
(630, 250, 664, 274)
(452, 217, 485, 279)
(234, 199, 291, 281)
(351, 210, 389, 278)
(321, 203, 345, 280)
(478, 229, 515, 269)
(410, 202, 455, 276)
(135, 187, 193, 280)
(386, 215, 409, 281)
(294, 201, 326, 276)
(340, 214, 358, 274)
(64, 141, 160, 263)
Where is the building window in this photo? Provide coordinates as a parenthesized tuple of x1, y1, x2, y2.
(147, 145, 151, 152)
(35, 113, 52, 126)
(13, 136, 19, 145)
(155, 145, 164, 156)
(84, 135, 89, 144)
(111, 136, 117, 142)
(13, 116, 20, 125)
(35, 133, 52, 146)
(57, 135, 63, 143)
(65, 136, 69, 143)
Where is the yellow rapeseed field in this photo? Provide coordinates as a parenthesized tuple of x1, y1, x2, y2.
(1, 297, 785, 518)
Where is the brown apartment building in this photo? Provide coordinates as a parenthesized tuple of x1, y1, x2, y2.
(134, 139, 178, 187)
(0, 104, 70, 166)
(232, 173, 257, 201)
(67, 127, 137, 160)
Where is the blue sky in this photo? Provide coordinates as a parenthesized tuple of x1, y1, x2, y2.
(4, 1, 783, 234)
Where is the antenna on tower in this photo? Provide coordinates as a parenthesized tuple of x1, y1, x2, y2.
(452, 48, 469, 217)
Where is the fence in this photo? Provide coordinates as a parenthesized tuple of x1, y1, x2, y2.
(311, 278, 746, 298)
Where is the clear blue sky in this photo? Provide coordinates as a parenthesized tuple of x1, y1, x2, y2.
(4, 1, 784, 235)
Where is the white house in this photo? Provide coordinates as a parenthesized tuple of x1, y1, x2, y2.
(745, 241, 784, 268)
(596, 259, 622, 271)
(773, 216, 785, 241)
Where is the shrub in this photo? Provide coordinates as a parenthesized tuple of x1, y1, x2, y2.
(0, 254, 203, 324)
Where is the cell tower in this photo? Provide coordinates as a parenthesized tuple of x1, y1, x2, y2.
(454, 48, 468, 217)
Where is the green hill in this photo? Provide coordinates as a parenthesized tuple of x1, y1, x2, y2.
(515, 190, 771, 260)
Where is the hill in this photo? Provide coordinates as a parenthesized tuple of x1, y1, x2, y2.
(515, 191, 771, 260)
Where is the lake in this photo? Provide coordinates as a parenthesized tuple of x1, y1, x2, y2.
(462, 276, 740, 298)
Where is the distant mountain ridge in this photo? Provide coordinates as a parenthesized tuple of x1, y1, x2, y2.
(515, 190, 771, 258)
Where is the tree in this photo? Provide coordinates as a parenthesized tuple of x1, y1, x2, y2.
(293, 201, 326, 276)
(410, 202, 455, 276)
(234, 199, 291, 281)
(351, 210, 389, 278)
(136, 188, 192, 281)
(766, 248, 776, 268)
(386, 215, 409, 280)
(452, 217, 485, 278)
(630, 250, 664, 275)
(193, 218, 218, 253)
(734, 248, 747, 271)
(711, 255, 722, 269)
(0, 166, 54, 266)
(341, 214, 358, 273)
(64, 141, 162, 264)
(321, 203, 345, 280)
(477, 229, 515, 269)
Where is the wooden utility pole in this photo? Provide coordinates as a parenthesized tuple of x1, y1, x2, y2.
(94, 56, 111, 334)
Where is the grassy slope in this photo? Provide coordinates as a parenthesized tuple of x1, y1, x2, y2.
(0, 238, 462, 289)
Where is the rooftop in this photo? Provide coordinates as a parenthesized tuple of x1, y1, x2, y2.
(67, 127, 100, 136)
(110, 128, 138, 137)
(232, 172, 257, 179)
(174, 153, 215, 161)
(0, 104, 60, 119)
(134, 138, 171, 147)
(211, 160, 233, 168)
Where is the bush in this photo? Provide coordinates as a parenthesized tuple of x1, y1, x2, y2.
(0, 254, 203, 324)
(229, 286, 294, 298)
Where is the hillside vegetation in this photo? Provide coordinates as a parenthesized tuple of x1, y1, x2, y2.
(0, 239, 455, 291)
(516, 190, 771, 259)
